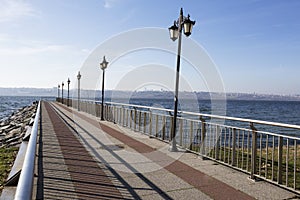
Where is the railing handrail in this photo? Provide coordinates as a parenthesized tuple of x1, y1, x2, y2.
(14, 101, 41, 200)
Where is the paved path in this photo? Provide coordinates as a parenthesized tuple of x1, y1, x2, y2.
(34, 101, 299, 199)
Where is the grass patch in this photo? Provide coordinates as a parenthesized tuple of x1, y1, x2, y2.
(0, 147, 18, 192)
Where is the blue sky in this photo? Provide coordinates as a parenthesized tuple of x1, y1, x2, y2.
(0, 0, 300, 95)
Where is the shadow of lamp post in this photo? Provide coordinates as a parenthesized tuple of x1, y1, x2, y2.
(168, 8, 195, 152)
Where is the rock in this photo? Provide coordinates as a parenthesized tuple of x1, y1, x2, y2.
(5, 128, 21, 139)
(5, 135, 22, 144)
(29, 118, 34, 126)
(0, 125, 11, 131)
(9, 121, 22, 128)
(10, 127, 21, 135)
(7, 141, 22, 148)
(0, 121, 7, 126)
(23, 118, 31, 125)
(0, 102, 38, 148)
(0, 134, 5, 141)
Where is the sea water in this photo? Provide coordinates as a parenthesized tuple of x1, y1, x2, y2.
(1, 96, 300, 135)
(0, 96, 55, 121)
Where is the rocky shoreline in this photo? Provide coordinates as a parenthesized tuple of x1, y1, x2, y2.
(0, 102, 38, 148)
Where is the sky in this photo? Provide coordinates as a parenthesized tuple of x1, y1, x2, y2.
(0, 0, 300, 95)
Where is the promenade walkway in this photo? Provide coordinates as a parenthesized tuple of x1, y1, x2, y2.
(33, 101, 299, 199)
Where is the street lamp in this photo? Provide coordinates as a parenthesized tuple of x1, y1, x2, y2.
(62, 82, 64, 104)
(77, 71, 81, 111)
(168, 8, 195, 152)
(100, 56, 109, 121)
(67, 78, 70, 107)
(58, 84, 60, 100)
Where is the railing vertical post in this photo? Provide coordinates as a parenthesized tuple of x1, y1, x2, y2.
(95, 103, 99, 117)
(200, 117, 206, 157)
(139, 111, 142, 131)
(108, 105, 110, 121)
(179, 118, 183, 146)
(189, 121, 193, 150)
(130, 110, 132, 129)
(114, 106, 117, 123)
(155, 115, 158, 138)
(99, 103, 102, 118)
(134, 109, 137, 131)
(123, 107, 125, 126)
(250, 122, 257, 180)
(278, 136, 283, 184)
(143, 112, 147, 133)
(232, 128, 237, 166)
(126, 109, 128, 127)
(169, 116, 174, 141)
(162, 115, 166, 140)
(215, 125, 220, 160)
(105, 104, 108, 120)
(149, 112, 152, 136)
(118, 107, 123, 125)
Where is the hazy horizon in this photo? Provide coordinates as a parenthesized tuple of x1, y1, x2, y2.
(0, 87, 300, 97)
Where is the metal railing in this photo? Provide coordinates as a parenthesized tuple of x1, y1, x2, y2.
(61, 98, 300, 192)
(14, 101, 41, 200)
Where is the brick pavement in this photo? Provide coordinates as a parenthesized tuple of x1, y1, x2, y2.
(52, 102, 256, 200)
(35, 101, 299, 200)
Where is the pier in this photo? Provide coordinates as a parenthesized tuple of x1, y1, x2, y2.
(1, 100, 299, 199)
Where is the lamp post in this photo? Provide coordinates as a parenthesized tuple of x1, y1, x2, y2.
(61, 82, 64, 104)
(67, 78, 70, 107)
(77, 71, 81, 111)
(168, 8, 195, 152)
(100, 56, 109, 121)
(58, 84, 60, 100)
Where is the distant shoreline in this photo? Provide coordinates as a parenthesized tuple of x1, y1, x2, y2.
(0, 87, 300, 102)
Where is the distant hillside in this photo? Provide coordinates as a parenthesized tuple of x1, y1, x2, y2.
(0, 87, 300, 101)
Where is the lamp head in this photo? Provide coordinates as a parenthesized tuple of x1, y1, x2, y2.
(77, 71, 81, 80)
(168, 21, 179, 41)
(100, 56, 109, 70)
(183, 14, 195, 37)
